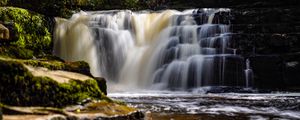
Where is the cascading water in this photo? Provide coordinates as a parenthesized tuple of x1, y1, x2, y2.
(245, 59, 253, 87)
(54, 8, 246, 91)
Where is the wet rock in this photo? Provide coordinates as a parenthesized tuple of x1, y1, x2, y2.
(1, 104, 65, 115)
(230, 8, 300, 24)
(201, 56, 245, 86)
(95, 77, 107, 95)
(65, 101, 144, 120)
(250, 55, 285, 90)
(1, 101, 144, 120)
(205, 86, 256, 93)
(0, 23, 9, 40)
(229, 33, 300, 56)
(231, 24, 300, 34)
(283, 53, 300, 90)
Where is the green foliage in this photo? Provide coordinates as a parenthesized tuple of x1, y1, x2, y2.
(0, 59, 107, 107)
(7, 0, 105, 17)
(0, 7, 51, 54)
(123, 0, 139, 9)
(7, 0, 69, 17)
(72, 0, 104, 7)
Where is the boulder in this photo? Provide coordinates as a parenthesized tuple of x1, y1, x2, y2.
(0, 58, 108, 107)
(0, 23, 9, 40)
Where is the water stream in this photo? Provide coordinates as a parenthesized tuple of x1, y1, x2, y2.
(54, 8, 244, 91)
(53, 9, 300, 120)
(109, 90, 300, 120)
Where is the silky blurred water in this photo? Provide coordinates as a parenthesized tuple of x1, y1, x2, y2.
(109, 89, 300, 120)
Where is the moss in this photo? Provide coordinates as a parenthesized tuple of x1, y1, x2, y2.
(81, 101, 136, 116)
(0, 46, 33, 59)
(23, 60, 65, 70)
(0, 7, 51, 54)
(23, 59, 92, 76)
(0, 59, 107, 107)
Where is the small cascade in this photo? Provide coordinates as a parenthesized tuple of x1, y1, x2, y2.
(244, 59, 253, 87)
(54, 8, 246, 91)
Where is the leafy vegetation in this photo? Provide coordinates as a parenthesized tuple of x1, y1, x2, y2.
(123, 0, 139, 9)
(0, 7, 51, 54)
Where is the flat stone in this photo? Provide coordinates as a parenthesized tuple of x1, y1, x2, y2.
(25, 65, 93, 83)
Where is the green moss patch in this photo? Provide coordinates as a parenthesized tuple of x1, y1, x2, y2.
(0, 46, 33, 59)
(0, 59, 108, 107)
(23, 59, 92, 77)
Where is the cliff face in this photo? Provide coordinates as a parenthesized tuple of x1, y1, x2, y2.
(228, 7, 300, 90)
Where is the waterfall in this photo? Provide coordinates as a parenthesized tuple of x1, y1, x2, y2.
(54, 9, 245, 91)
(245, 59, 253, 87)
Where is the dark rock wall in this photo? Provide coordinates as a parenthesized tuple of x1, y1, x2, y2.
(227, 6, 300, 90)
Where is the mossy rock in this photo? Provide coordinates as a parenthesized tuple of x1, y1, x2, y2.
(0, 7, 51, 54)
(0, 59, 108, 107)
(0, 46, 33, 59)
(23, 59, 92, 77)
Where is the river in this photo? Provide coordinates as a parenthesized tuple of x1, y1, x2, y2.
(109, 88, 300, 120)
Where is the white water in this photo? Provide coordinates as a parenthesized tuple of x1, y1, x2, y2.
(54, 8, 246, 91)
(245, 59, 253, 87)
(108, 91, 300, 119)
